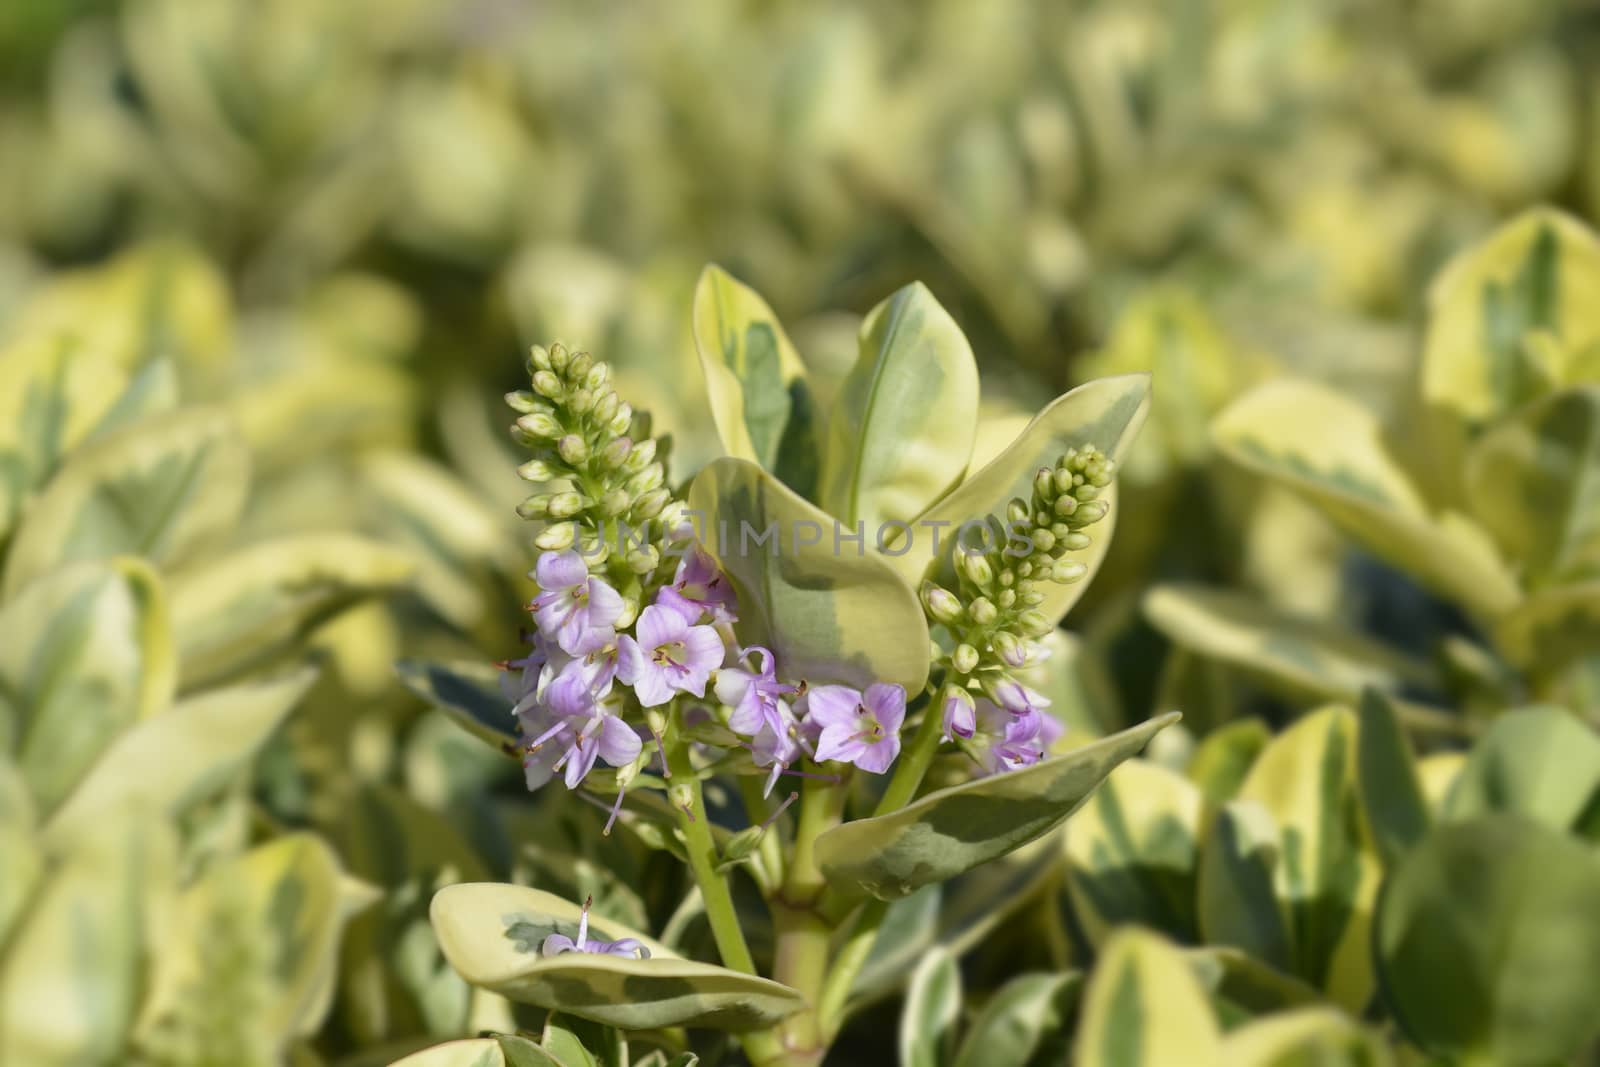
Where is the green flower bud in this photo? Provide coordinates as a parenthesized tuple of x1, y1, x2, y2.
(568, 387, 596, 415)
(1054, 494, 1078, 517)
(532, 370, 564, 399)
(593, 391, 620, 426)
(998, 568, 1015, 587)
(633, 487, 671, 520)
(952, 643, 980, 675)
(1016, 609, 1053, 637)
(627, 463, 665, 495)
(517, 458, 557, 482)
(968, 597, 998, 625)
(1062, 531, 1092, 552)
(516, 493, 553, 519)
(997, 588, 1016, 609)
(1053, 467, 1076, 495)
(993, 631, 1023, 665)
(1051, 559, 1087, 584)
(558, 434, 590, 464)
(1075, 483, 1102, 502)
(1020, 588, 1046, 607)
(599, 488, 631, 517)
(956, 550, 993, 588)
(550, 343, 572, 372)
(1034, 467, 1055, 500)
(616, 596, 640, 629)
(625, 438, 657, 472)
(1006, 499, 1031, 525)
(922, 582, 964, 624)
(516, 411, 563, 440)
(567, 351, 593, 382)
(529, 345, 553, 372)
(599, 437, 633, 469)
(1030, 527, 1056, 553)
(506, 389, 540, 414)
(584, 363, 610, 390)
(626, 545, 661, 574)
(1071, 499, 1109, 526)
(535, 521, 577, 551)
(548, 491, 587, 519)
(609, 403, 633, 436)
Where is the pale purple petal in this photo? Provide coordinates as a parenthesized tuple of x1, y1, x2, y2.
(631, 664, 676, 708)
(863, 684, 907, 734)
(615, 636, 646, 685)
(597, 715, 643, 767)
(680, 626, 726, 675)
(943, 693, 976, 740)
(853, 737, 900, 774)
(585, 577, 624, 628)
(541, 934, 578, 957)
(635, 604, 685, 650)
(656, 586, 705, 626)
(564, 734, 600, 788)
(715, 667, 753, 710)
(802, 685, 863, 729)
(814, 723, 866, 765)
(536, 550, 588, 590)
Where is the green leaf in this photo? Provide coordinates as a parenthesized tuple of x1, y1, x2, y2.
(687, 457, 929, 691)
(0, 818, 177, 1067)
(1144, 584, 1441, 713)
(818, 282, 980, 530)
(1073, 929, 1221, 1067)
(1185, 717, 1270, 803)
(951, 971, 1079, 1067)
(1440, 705, 1600, 834)
(397, 658, 517, 751)
(0, 558, 175, 815)
(169, 533, 416, 689)
(1494, 580, 1600, 675)
(429, 883, 805, 1031)
(1063, 758, 1203, 946)
(1375, 815, 1600, 1065)
(540, 1016, 599, 1067)
(886, 374, 1150, 627)
(45, 667, 316, 846)
(900, 947, 961, 1067)
(1423, 208, 1600, 426)
(1219, 1008, 1391, 1067)
(0, 333, 131, 541)
(389, 1038, 514, 1067)
(1213, 379, 1520, 620)
(1465, 385, 1600, 584)
(2, 407, 251, 596)
(815, 713, 1179, 900)
(139, 834, 368, 1053)
(0, 758, 40, 943)
(692, 265, 821, 497)
(1199, 707, 1381, 1012)
(1355, 689, 1430, 868)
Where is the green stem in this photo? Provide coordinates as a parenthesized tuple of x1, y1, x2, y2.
(872, 681, 955, 817)
(817, 898, 888, 1038)
(737, 774, 787, 889)
(664, 732, 757, 976)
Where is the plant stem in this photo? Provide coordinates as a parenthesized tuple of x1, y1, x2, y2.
(664, 732, 757, 976)
(737, 774, 787, 889)
(872, 681, 954, 817)
(817, 897, 888, 1038)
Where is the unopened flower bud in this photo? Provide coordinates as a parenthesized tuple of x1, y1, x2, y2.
(532, 370, 564, 399)
(627, 463, 665, 495)
(1072, 500, 1109, 526)
(599, 488, 631, 517)
(997, 588, 1016, 609)
(549, 344, 572, 372)
(608, 403, 633, 435)
(952, 643, 980, 675)
(516, 493, 553, 519)
(1054, 467, 1076, 495)
(942, 687, 977, 740)
(558, 434, 590, 464)
(956, 550, 993, 588)
(1074, 483, 1102, 503)
(584, 363, 610, 390)
(1054, 494, 1078, 517)
(535, 521, 577, 551)
(506, 389, 539, 414)
(993, 631, 1026, 668)
(633, 487, 671, 520)
(529, 345, 553, 371)
(1062, 531, 1092, 552)
(593, 391, 620, 426)
(517, 458, 557, 482)
(625, 438, 657, 472)
(922, 583, 964, 624)
(1034, 468, 1055, 500)
(548, 491, 587, 519)
(1051, 559, 1087, 584)
(1007, 499, 1031, 525)
(567, 351, 593, 382)
(968, 597, 998, 625)
(1016, 609, 1053, 637)
(516, 411, 563, 440)
(626, 545, 661, 574)
(1030, 527, 1056, 553)
(599, 437, 633, 470)
(1020, 588, 1046, 607)
(568, 388, 596, 415)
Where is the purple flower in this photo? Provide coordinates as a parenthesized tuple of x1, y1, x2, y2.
(616, 604, 725, 707)
(530, 550, 624, 655)
(983, 676, 1052, 717)
(807, 683, 906, 774)
(518, 682, 642, 790)
(657, 544, 738, 626)
(967, 699, 1063, 776)
(716, 646, 794, 737)
(942, 687, 977, 741)
(541, 896, 650, 959)
(749, 698, 804, 796)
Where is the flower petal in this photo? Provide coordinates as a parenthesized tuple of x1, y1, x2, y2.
(680, 625, 727, 674)
(536, 550, 588, 591)
(803, 685, 863, 729)
(864, 683, 907, 733)
(585, 577, 625, 628)
(635, 604, 685, 650)
(854, 737, 900, 774)
(813, 723, 863, 765)
(597, 715, 643, 767)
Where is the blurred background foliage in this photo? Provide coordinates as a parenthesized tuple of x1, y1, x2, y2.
(5, 0, 1600, 1064)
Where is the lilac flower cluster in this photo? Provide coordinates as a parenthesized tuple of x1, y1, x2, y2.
(503, 542, 910, 820)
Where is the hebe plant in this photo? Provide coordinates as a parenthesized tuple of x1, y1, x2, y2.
(410, 270, 1170, 1066)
